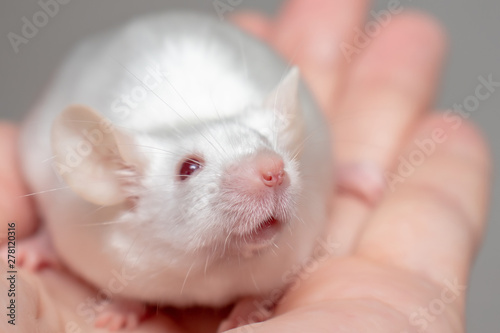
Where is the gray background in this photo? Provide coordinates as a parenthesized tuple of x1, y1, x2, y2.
(0, 0, 498, 331)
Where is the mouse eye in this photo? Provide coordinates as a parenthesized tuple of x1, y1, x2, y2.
(178, 157, 204, 181)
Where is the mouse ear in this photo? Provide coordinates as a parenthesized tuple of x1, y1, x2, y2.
(51, 105, 143, 206)
(263, 67, 305, 151)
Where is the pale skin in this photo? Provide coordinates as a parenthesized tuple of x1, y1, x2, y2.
(0, 0, 492, 332)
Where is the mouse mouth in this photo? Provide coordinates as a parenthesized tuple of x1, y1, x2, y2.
(241, 215, 282, 245)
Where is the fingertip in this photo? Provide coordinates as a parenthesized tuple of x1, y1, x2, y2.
(353, 11, 448, 87)
(228, 12, 274, 41)
(0, 123, 21, 154)
(0, 122, 37, 242)
(417, 113, 491, 173)
(393, 11, 448, 47)
(272, 0, 370, 113)
(333, 11, 450, 169)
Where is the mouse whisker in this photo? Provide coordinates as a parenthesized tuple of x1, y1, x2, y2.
(164, 76, 229, 158)
(204, 253, 211, 278)
(222, 230, 233, 257)
(290, 131, 320, 163)
(39, 155, 56, 164)
(80, 204, 107, 219)
(75, 219, 130, 227)
(250, 271, 260, 292)
(180, 262, 196, 295)
(114, 143, 185, 156)
(113, 58, 224, 157)
(291, 211, 306, 227)
(208, 85, 233, 161)
(119, 231, 141, 270)
(19, 186, 71, 198)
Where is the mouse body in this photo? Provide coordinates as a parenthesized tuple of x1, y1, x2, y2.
(20, 11, 333, 312)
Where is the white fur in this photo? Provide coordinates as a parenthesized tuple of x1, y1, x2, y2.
(20, 12, 334, 306)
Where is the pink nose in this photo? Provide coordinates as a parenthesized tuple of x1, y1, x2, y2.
(257, 154, 285, 187)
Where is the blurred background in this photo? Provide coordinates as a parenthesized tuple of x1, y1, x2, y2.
(0, 0, 498, 331)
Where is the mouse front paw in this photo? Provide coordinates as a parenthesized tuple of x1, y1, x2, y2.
(94, 298, 148, 331)
(1, 227, 60, 271)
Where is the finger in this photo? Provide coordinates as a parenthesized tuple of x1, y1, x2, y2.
(252, 257, 463, 333)
(229, 12, 274, 42)
(326, 14, 446, 250)
(0, 123, 37, 243)
(238, 299, 416, 333)
(333, 12, 447, 169)
(4, 266, 185, 333)
(0, 260, 59, 332)
(356, 115, 491, 285)
(271, 0, 370, 113)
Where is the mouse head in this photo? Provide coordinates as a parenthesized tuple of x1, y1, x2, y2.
(51, 68, 306, 257)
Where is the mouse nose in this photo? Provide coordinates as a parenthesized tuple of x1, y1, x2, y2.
(257, 154, 285, 187)
(262, 169, 285, 187)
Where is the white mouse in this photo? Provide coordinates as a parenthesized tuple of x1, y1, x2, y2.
(18, 11, 335, 331)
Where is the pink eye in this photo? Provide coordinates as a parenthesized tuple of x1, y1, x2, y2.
(178, 157, 203, 181)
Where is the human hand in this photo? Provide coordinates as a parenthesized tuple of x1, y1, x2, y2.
(0, 0, 491, 332)
(231, 0, 491, 332)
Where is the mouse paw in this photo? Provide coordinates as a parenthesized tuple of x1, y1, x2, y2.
(337, 162, 385, 205)
(218, 297, 274, 333)
(94, 298, 147, 331)
(1, 227, 59, 271)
